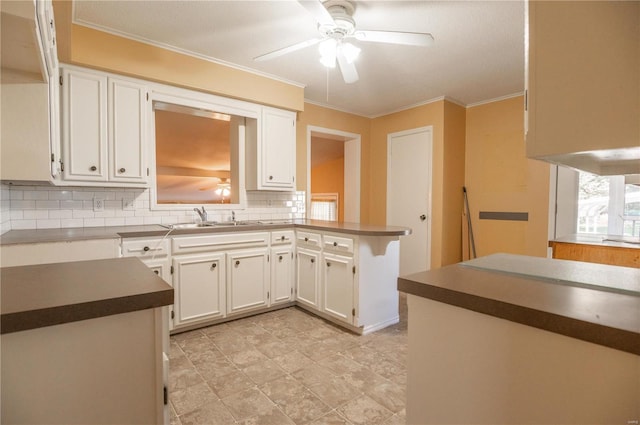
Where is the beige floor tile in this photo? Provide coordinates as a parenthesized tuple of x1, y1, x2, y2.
(169, 364, 204, 392)
(259, 375, 307, 406)
(240, 405, 296, 425)
(193, 357, 239, 381)
(340, 365, 388, 392)
(242, 358, 287, 385)
(227, 347, 270, 367)
(368, 357, 406, 381)
(364, 380, 406, 413)
(337, 395, 394, 425)
(307, 375, 362, 409)
(221, 387, 276, 422)
(179, 400, 237, 425)
(186, 348, 225, 366)
(317, 354, 364, 376)
(272, 350, 314, 373)
(383, 408, 406, 425)
(309, 410, 354, 425)
(170, 382, 218, 416)
(207, 369, 255, 399)
(278, 389, 331, 424)
(254, 338, 294, 358)
(177, 334, 218, 356)
(292, 363, 337, 387)
(342, 345, 381, 366)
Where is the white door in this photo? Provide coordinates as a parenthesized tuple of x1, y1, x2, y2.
(387, 126, 432, 276)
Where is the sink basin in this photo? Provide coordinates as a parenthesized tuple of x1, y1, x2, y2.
(216, 220, 260, 226)
(167, 222, 216, 229)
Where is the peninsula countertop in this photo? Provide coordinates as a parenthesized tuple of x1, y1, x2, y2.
(1, 257, 174, 334)
(0, 219, 411, 245)
(398, 253, 640, 355)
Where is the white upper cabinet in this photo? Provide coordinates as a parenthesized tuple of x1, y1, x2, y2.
(109, 78, 147, 183)
(61, 66, 148, 186)
(526, 1, 640, 175)
(62, 68, 108, 182)
(246, 106, 296, 191)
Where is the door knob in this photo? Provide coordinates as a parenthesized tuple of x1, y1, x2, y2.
(420, 214, 427, 221)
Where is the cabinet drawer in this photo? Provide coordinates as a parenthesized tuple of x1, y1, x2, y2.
(271, 230, 295, 245)
(172, 232, 269, 254)
(121, 238, 170, 258)
(323, 234, 354, 254)
(296, 231, 322, 249)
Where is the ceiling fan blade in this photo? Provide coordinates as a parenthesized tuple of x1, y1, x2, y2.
(298, 0, 335, 27)
(354, 30, 434, 46)
(336, 50, 359, 84)
(254, 37, 323, 61)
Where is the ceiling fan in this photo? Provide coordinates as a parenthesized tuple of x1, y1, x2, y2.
(253, 0, 434, 84)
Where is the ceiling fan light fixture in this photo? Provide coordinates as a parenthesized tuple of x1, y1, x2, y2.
(340, 42, 360, 63)
(319, 38, 337, 68)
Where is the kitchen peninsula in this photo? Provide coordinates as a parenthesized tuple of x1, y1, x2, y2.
(1, 257, 174, 424)
(399, 254, 640, 424)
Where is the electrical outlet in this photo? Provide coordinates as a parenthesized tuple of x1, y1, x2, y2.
(122, 199, 135, 211)
(93, 198, 104, 212)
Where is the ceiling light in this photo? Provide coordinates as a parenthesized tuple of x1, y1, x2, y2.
(340, 42, 361, 63)
(319, 39, 337, 68)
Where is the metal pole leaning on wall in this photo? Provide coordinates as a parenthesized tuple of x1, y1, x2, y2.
(463, 186, 476, 259)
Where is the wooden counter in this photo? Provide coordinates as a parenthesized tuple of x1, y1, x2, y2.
(549, 234, 640, 268)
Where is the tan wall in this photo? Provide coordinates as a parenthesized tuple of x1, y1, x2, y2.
(311, 158, 345, 222)
(465, 96, 549, 258)
(297, 103, 372, 223)
(52, 2, 303, 112)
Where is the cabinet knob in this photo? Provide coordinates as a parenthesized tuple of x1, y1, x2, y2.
(326, 262, 331, 267)
(333, 242, 338, 247)
(269, 175, 273, 180)
(279, 255, 283, 261)
(119, 167, 126, 173)
(211, 263, 217, 269)
(304, 237, 309, 242)
(143, 246, 150, 252)
(310, 258, 315, 263)
(153, 270, 159, 275)
(281, 235, 285, 241)
(90, 165, 97, 171)
(235, 260, 240, 266)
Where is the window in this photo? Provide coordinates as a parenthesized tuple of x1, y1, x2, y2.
(576, 171, 640, 237)
(309, 193, 338, 221)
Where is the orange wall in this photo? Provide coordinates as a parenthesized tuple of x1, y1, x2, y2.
(52, 2, 303, 111)
(311, 157, 345, 222)
(464, 96, 550, 258)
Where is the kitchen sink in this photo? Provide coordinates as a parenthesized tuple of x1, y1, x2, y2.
(167, 222, 216, 229)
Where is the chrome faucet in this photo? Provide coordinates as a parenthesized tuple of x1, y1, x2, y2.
(194, 206, 207, 222)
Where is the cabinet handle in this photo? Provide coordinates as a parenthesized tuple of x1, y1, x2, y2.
(90, 165, 97, 171)
(333, 242, 338, 247)
(269, 175, 273, 180)
(235, 260, 240, 266)
(143, 246, 150, 252)
(279, 255, 283, 261)
(310, 258, 315, 263)
(119, 167, 126, 173)
(211, 263, 217, 269)
(153, 270, 159, 275)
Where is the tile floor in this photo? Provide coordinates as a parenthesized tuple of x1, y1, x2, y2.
(169, 295, 408, 425)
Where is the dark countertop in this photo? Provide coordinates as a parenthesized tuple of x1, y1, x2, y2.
(1, 257, 174, 334)
(0, 219, 411, 245)
(398, 253, 640, 356)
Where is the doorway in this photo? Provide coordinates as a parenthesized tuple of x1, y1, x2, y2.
(387, 126, 433, 276)
(307, 126, 361, 223)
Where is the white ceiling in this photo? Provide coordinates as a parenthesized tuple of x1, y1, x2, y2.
(73, 0, 525, 117)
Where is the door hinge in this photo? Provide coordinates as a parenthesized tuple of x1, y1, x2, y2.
(352, 266, 356, 274)
(147, 167, 149, 176)
(170, 265, 174, 274)
(352, 308, 356, 317)
(267, 254, 270, 262)
(51, 154, 55, 163)
(267, 291, 270, 300)
(163, 386, 168, 405)
(170, 310, 175, 319)
(290, 287, 293, 295)
(59, 75, 63, 86)
(60, 160, 64, 172)
(146, 92, 149, 101)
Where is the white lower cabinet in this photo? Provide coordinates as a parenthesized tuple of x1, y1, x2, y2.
(226, 248, 269, 316)
(322, 252, 355, 324)
(296, 248, 320, 309)
(172, 253, 226, 327)
(271, 245, 294, 305)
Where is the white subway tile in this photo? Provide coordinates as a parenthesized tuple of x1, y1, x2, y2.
(105, 217, 126, 227)
(10, 191, 24, 200)
(143, 216, 162, 225)
(73, 210, 95, 219)
(11, 200, 35, 209)
(23, 190, 49, 200)
(61, 219, 83, 228)
(115, 210, 135, 217)
(104, 200, 121, 210)
(60, 200, 83, 210)
(10, 210, 23, 219)
(23, 210, 49, 219)
(12, 219, 36, 229)
(49, 210, 73, 219)
(125, 217, 144, 226)
(84, 218, 105, 227)
(48, 190, 73, 200)
(94, 210, 115, 218)
(36, 219, 61, 229)
(73, 191, 94, 200)
(36, 200, 60, 209)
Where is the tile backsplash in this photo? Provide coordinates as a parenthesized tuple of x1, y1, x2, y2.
(0, 184, 306, 234)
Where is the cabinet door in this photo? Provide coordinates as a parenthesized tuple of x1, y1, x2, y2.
(144, 259, 174, 331)
(322, 252, 354, 324)
(227, 248, 269, 315)
(173, 253, 226, 327)
(61, 68, 107, 181)
(261, 107, 296, 189)
(109, 78, 147, 183)
(271, 245, 294, 306)
(296, 248, 320, 310)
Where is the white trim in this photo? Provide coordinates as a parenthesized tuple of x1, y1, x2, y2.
(361, 316, 400, 335)
(71, 21, 306, 89)
(466, 92, 525, 108)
